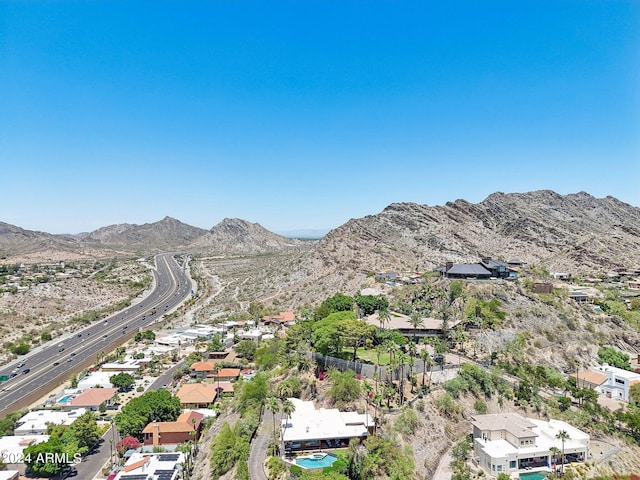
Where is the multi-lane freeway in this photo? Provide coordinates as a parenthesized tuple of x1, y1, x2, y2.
(0, 253, 192, 416)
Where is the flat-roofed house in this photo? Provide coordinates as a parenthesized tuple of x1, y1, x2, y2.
(282, 398, 374, 452)
(593, 364, 640, 402)
(471, 413, 589, 475)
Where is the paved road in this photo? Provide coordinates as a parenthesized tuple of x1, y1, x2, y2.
(249, 411, 282, 480)
(0, 253, 192, 416)
(72, 361, 189, 480)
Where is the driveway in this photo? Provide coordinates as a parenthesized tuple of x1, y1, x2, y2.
(249, 410, 282, 480)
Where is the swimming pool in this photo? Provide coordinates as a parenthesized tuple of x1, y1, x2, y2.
(295, 453, 338, 469)
(58, 395, 73, 403)
(520, 471, 551, 480)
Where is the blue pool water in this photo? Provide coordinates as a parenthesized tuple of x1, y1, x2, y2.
(58, 395, 73, 403)
(295, 453, 338, 469)
(520, 472, 550, 480)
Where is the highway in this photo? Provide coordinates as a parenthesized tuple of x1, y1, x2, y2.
(0, 253, 193, 416)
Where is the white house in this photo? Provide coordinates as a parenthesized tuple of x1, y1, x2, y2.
(114, 452, 186, 480)
(282, 398, 374, 452)
(0, 435, 48, 467)
(593, 364, 640, 402)
(14, 409, 87, 435)
(471, 413, 589, 476)
(77, 371, 114, 390)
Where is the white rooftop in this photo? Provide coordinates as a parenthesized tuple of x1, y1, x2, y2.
(282, 398, 374, 443)
(77, 371, 113, 390)
(114, 451, 185, 480)
(15, 409, 86, 435)
(595, 364, 640, 380)
(0, 435, 49, 463)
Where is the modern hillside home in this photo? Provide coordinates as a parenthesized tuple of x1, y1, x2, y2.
(282, 398, 374, 452)
(471, 413, 589, 476)
(435, 258, 518, 280)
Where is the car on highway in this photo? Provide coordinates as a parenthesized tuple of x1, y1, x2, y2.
(22, 369, 30, 374)
(70, 352, 76, 357)
(53, 362, 60, 366)
(59, 347, 65, 352)
(77, 333, 82, 337)
(9, 373, 17, 378)
(17, 362, 25, 368)
(66, 358, 72, 362)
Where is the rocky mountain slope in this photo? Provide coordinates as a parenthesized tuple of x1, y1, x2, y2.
(311, 190, 640, 277)
(189, 218, 306, 254)
(78, 216, 207, 251)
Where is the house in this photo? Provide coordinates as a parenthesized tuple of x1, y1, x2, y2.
(14, 409, 87, 435)
(190, 361, 218, 379)
(437, 263, 492, 279)
(176, 384, 218, 408)
(0, 435, 49, 467)
(68, 387, 118, 411)
(142, 411, 204, 446)
(374, 270, 399, 282)
(364, 312, 461, 339)
(261, 311, 296, 327)
(593, 364, 640, 402)
(570, 370, 607, 390)
(211, 368, 241, 382)
(479, 258, 519, 279)
(77, 371, 114, 390)
(551, 272, 571, 281)
(238, 329, 263, 344)
(0, 471, 19, 480)
(569, 291, 589, 302)
(282, 398, 374, 452)
(471, 413, 589, 476)
(202, 351, 237, 363)
(114, 452, 186, 480)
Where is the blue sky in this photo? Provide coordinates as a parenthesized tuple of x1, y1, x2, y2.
(1, 1, 638, 235)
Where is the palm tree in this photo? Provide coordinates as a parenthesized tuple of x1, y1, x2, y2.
(419, 348, 431, 388)
(378, 305, 391, 330)
(408, 311, 424, 343)
(266, 397, 281, 455)
(281, 399, 295, 454)
(556, 430, 570, 474)
(550, 446, 561, 471)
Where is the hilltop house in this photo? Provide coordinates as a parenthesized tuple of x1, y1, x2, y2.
(436, 258, 518, 280)
(365, 312, 461, 339)
(176, 384, 218, 408)
(471, 413, 589, 475)
(282, 398, 374, 452)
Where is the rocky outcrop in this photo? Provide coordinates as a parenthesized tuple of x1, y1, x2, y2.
(311, 190, 640, 275)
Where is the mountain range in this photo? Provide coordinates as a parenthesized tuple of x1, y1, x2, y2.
(2, 190, 640, 274)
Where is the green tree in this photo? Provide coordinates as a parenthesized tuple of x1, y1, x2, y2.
(10, 343, 30, 355)
(631, 383, 640, 405)
(110, 373, 135, 391)
(556, 430, 570, 474)
(69, 411, 100, 450)
(24, 438, 67, 477)
(327, 369, 361, 405)
(115, 389, 181, 439)
(266, 397, 280, 454)
(281, 399, 295, 449)
(408, 311, 424, 342)
(355, 294, 388, 317)
(598, 346, 631, 370)
(234, 340, 257, 360)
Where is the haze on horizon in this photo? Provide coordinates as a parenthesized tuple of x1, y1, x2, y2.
(1, 1, 638, 235)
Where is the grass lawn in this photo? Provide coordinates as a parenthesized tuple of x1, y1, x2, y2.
(354, 348, 391, 366)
